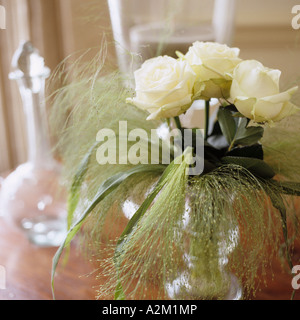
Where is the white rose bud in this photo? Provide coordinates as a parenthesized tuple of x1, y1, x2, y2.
(230, 60, 299, 123)
(185, 41, 241, 99)
(127, 56, 196, 121)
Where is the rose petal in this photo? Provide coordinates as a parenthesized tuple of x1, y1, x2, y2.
(230, 79, 248, 99)
(252, 99, 284, 122)
(234, 96, 257, 119)
(251, 86, 299, 122)
(272, 101, 300, 122)
(126, 97, 155, 111)
(235, 61, 280, 98)
(146, 97, 192, 120)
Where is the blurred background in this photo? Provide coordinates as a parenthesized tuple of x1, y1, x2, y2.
(0, 0, 299, 174)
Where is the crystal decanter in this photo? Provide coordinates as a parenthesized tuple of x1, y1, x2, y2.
(0, 41, 67, 247)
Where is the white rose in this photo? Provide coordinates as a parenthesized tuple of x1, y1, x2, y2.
(230, 60, 299, 123)
(127, 56, 196, 120)
(185, 41, 241, 99)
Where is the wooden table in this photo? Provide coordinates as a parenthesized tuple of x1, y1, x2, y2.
(0, 217, 100, 300)
(0, 215, 299, 301)
(0, 172, 299, 301)
(0, 170, 100, 301)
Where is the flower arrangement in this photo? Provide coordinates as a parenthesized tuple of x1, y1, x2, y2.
(51, 41, 300, 300)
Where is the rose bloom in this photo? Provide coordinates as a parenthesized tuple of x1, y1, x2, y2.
(230, 60, 299, 123)
(185, 41, 241, 99)
(127, 56, 196, 120)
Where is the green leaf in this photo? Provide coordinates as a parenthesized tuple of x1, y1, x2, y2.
(204, 143, 224, 163)
(113, 161, 176, 300)
(203, 159, 218, 174)
(263, 181, 297, 300)
(269, 180, 300, 197)
(232, 112, 245, 118)
(216, 107, 263, 151)
(217, 107, 237, 145)
(263, 183, 294, 270)
(234, 118, 264, 146)
(227, 144, 264, 160)
(51, 164, 166, 299)
(67, 142, 100, 230)
(221, 156, 275, 179)
(114, 281, 126, 300)
(113, 148, 193, 300)
(116, 163, 174, 255)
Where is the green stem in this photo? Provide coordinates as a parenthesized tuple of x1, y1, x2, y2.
(228, 141, 235, 152)
(204, 100, 210, 141)
(291, 289, 296, 300)
(174, 116, 182, 131)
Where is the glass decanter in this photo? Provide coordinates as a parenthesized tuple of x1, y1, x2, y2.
(0, 41, 67, 247)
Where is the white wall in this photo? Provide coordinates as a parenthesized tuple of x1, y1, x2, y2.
(236, 0, 298, 26)
(233, 0, 300, 95)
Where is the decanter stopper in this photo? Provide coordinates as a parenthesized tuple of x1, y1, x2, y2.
(9, 41, 50, 92)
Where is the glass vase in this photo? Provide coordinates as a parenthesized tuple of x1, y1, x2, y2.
(119, 188, 243, 300)
(0, 41, 67, 247)
(108, 0, 237, 75)
(165, 198, 243, 300)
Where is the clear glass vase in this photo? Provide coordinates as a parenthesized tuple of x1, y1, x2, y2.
(164, 199, 243, 300)
(119, 190, 243, 300)
(0, 41, 67, 247)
